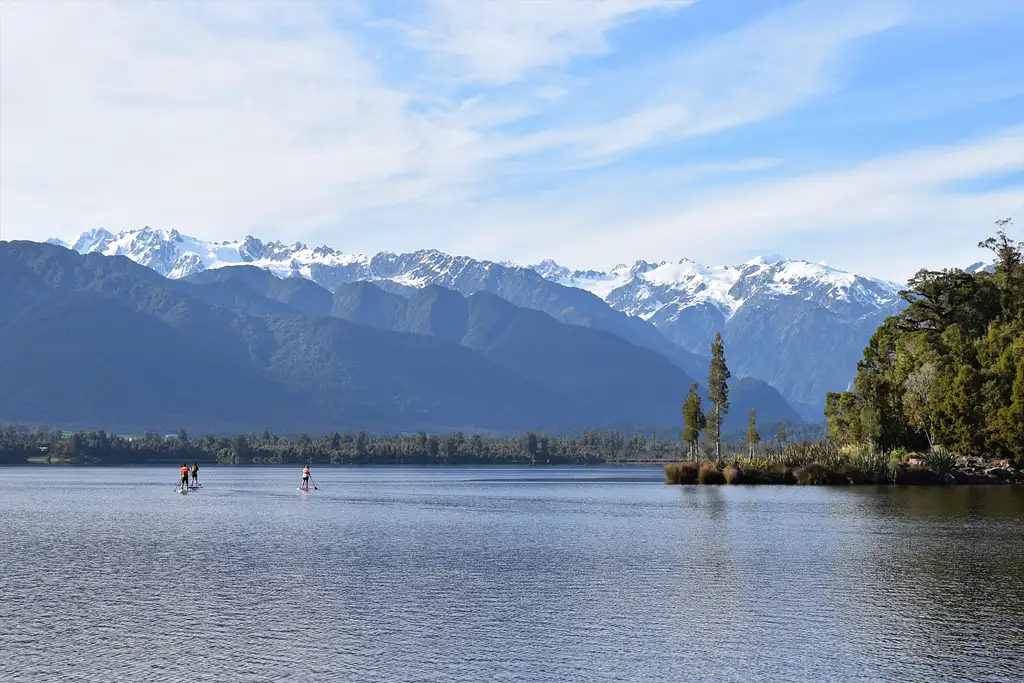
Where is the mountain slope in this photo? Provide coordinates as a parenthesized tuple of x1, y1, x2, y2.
(51, 226, 906, 419)
(0, 242, 578, 434)
(54, 227, 709, 378)
(331, 282, 801, 429)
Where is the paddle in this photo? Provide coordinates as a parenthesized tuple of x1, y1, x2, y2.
(309, 476, 318, 490)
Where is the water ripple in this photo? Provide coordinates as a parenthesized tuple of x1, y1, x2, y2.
(0, 468, 1022, 682)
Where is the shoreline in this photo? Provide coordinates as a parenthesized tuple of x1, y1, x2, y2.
(664, 458, 1023, 486)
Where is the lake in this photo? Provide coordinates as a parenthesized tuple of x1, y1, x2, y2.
(1, 467, 1022, 682)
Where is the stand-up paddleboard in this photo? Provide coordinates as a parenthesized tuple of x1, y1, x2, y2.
(298, 486, 313, 491)
(177, 488, 188, 494)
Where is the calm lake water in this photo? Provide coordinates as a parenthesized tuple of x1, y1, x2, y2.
(1, 467, 1022, 682)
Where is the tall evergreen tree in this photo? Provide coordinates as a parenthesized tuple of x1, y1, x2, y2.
(681, 382, 706, 458)
(745, 408, 760, 457)
(707, 332, 731, 459)
(776, 422, 788, 450)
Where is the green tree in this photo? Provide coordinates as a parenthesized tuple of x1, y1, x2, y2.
(707, 332, 731, 460)
(776, 421, 788, 450)
(745, 409, 760, 457)
(231, 434, 249, 464)
(902, 361, 938, 448)
(522, 432, 539, 465)
(681, 382, 706, 458)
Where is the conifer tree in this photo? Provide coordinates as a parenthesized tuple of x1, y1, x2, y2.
(707, 332, 731, 459)
(681, 382, 706, 458)
(745, 408, 760, 457)
(776, 422, 788, 451)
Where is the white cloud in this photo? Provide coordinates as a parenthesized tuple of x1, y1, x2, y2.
(1, 0, 1018, 286)
(382, 0, 689, 85)
(459, 126, 1024, 283)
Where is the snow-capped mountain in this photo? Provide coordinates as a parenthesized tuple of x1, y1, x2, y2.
(529, 255, 907, 417)
(532, 255, 904, 333)
(966, 261, 995, 274)
(51, 226, 909, 420)
(48, 227, 370, 281)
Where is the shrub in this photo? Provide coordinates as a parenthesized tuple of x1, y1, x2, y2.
(894, 465, 942, 485)
(849, 449, 891, 483)
(793, 462, 844, 485)
(723, 465, 742, 484)
(697, 461, 726, 485)
(923, 445, 957, 477)
(664, 461, 699, 485)
(839, 464, 869, 485)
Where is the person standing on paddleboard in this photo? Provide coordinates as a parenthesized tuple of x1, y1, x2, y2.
(190, 462, 199, 487)
(301, 465, 311, 489)
(179, 464, 190, 490)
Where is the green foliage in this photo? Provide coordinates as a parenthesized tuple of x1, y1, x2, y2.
(922, 445, 957, 477)
(827, 219, 1024, 459)
(793, 463, 844, 486)
(848, 448, 891, 483)
(681, 382, 707, 458)
(0, 424, 698, 467)
(745, 409, 760, 456)
(707, 332, 731, 459)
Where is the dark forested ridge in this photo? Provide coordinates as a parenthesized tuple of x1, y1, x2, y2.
(826, 220, 1024, 460)
(0, 241, 798, 435)
(0, 242, 572, 434)
(332, 282, 800, 428)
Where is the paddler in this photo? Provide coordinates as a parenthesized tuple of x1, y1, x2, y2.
(301, 464, 311, 489)
(179, 463, 190, 490)
(190, 462, 199, 487)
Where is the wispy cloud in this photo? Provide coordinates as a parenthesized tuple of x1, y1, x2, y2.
(461, 126, 1024, 282)
(378, 0, 690, 85)
(1, 0, 1021, 282)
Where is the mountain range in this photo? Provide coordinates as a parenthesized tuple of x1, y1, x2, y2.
(47, 226, 909, 419)
(1, 240, 799, 435)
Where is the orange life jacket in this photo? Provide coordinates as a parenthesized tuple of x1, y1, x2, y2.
(181, 467, 189, 476)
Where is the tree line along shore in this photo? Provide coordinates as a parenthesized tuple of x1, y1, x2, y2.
(0, 423, 817, 467)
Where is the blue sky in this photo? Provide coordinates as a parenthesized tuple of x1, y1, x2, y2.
(1, 0, 1022, 282)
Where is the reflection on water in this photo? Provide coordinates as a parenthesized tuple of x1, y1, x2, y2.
(1, 467, 1021, 682)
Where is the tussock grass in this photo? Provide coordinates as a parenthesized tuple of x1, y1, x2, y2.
(664, 461, 699, 485)
(663, 440, 966, 486)
(697, 461, 726, 485)
(793, 462, 845, 486)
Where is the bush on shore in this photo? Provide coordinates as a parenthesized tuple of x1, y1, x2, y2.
(662, 440, 988, 486)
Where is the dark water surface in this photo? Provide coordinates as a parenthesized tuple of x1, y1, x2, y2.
(1, 467, 1022, 682)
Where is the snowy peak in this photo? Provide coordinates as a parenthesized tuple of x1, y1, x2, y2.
(52, 226, 903, 325)
(55, 226, 371, 281)
(966, 261, 995, 274)
(539, 253, 903, 321)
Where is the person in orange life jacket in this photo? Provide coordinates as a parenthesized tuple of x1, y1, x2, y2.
(179, 464, 190, 490)
(301, 465, 311, 488)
